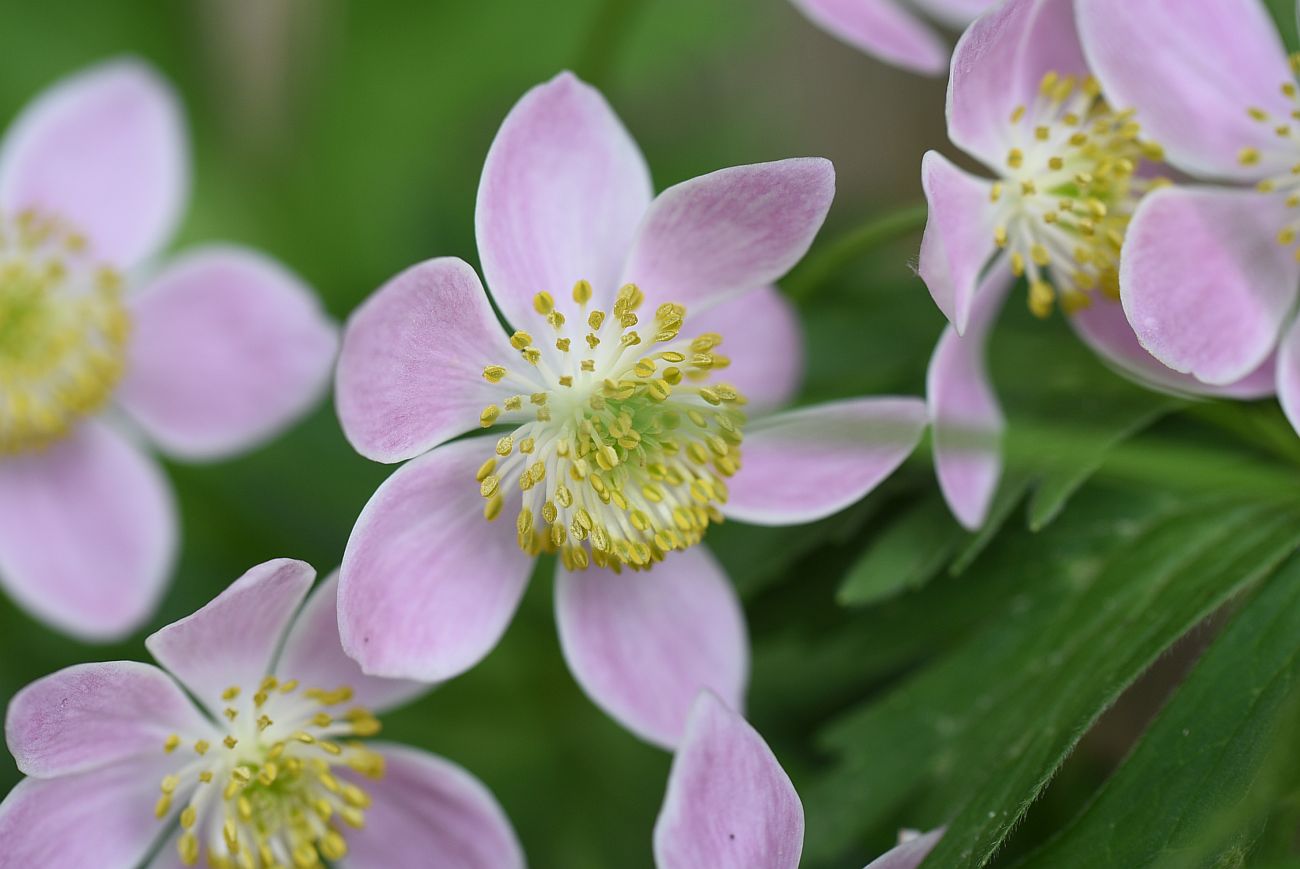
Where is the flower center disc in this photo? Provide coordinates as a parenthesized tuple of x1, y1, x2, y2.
(0, 209, 127, 454)
(476, 282, 746, 573)
(991, 71, 1164, 317)
(155, 676, 385, 868)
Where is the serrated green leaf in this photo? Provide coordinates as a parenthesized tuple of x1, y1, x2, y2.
(803, 497, 1300, 868)
(1018, 555, 1300, 868)
(837, 497, 963, 607)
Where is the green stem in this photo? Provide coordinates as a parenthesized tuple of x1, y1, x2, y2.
(574, 0, 645, 90)
(783, 202, 929, 301)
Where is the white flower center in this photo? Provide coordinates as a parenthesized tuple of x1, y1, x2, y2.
(1239, 56, 1300, 254)
(476, 282, 746, 572)
(154, 676, 384, 869)
(989, 72, 1163, 317)
(0, 209, 127, 454)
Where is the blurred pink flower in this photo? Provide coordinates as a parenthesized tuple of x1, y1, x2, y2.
(334, 71, 927, 749)
(916, 0, 1275, 530)
(1077, 0, 1300, 436)
(653, 691, 942, 869)
(788, 0, 992, 75)
(0, 58, 337, 640)
(0, 559, 523, 869)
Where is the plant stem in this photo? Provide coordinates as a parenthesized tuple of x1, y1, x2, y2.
(574, 0, 645, 90)
(783, 202, 929, 301)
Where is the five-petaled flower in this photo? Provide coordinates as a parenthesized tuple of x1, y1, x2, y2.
(0, 59, 337, 640)
(653, 690, 942, 869)
(915, 0, 1276, 531)
(334, 71, 928, 748)
(1077, 0, 1300, 436)
(0, 559, 524, 869)
(788, 0, 994, 75)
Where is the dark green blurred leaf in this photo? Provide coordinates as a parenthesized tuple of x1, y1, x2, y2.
(837, 495, 962, 607)
(1018, 555, 1300, 868)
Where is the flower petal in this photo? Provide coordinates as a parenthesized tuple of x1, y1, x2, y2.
(0, 58, 186, 267)
(476, 71, 652, 328)
(787, 0, 949, 76)
(0, 756, 182, 868)
(621, 159, 835, 313)
(1078, 0, 1292, 180)
(336, 257, 518, 464)
(276, 572, 429, 714)
(927, 264, 1010, 530)
(723, 398, 927, 526)
(947, 0, 1088, 167)
(863, 829, 945, 868)
(1277, 316, 1300, 437)
(910, 0, 990, 28)
(1070, 297, 1277, 399)
(1121, 186, 1299, 385)
(652, 691, 803, 869)
(688, 285, 804, 413)
(145, 559, 315, 713)
(116, 246, 337, 461)
(918, 150, 996, 334)
(0, 421, 175, 640)
(555, 547, 747, 750)
(339, 743, 524, 869)
(339, 437, 533, 682)
(6, 661, 212, 779)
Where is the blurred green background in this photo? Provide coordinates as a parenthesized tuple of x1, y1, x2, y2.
(3, 1, 1300, 867)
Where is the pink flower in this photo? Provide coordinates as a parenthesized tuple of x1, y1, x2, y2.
(0, 59, 338, 640)
(788, 0, 994, 75)
(334, 71, 927, 749)
(916, 0, 1275, 530)
(0, 559, 524, 869)
(653, 691, 941, 869)
(1076, 0, 1300, 435)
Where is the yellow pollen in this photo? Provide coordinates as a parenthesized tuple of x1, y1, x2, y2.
(0, 209, 128, 454)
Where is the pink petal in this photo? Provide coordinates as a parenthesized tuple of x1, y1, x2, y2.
(554, 547, 748, 750)
(476, 71, 652, 327)
(145, 559, 315, 712)
(0, 58, 186, 268)
(653, 691, 803, 869)
(1070, 297, 1278, 400)
(0, 421, 175, 640)
(336, 258, 518, 464)
(621, 159, 835, 314)
(863, 829, 945, 868)
(341, 743, 524, 869)
(918, 150, 996, 334)
(688, 285, 804, 413)
(910, 0, 990, 27)
(947, 0, 1088, 167)
(788, 0, 949, 76)
(116, 246, 337, 461)
(723, 398, 927, 526)
(1078, 0, 1292, 180)
(0, 756, 182, 867)
(276, 571, 429, 714)
(1278, 316, 1300, 436)
(6, 661, 212, 778)
(927, 264, 1010, 530)
(338, 437, 533, 682)
(1121, 186, 1299, 386)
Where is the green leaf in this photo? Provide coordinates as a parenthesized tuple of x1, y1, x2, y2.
(837, 496, 963, 607)
(1018, 554, 1300, 868)
(803, 496, 1300, 868)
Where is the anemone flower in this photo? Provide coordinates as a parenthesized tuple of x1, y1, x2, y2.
(916, 0, 1277, 530)
(787, 0, 993, 76)
(335, 71, 928, 749)
(653, 690, 942, 869)
(0, 58, 337, 640)
(0, 559, 524, 869)
(1075, 0, 1300, 435)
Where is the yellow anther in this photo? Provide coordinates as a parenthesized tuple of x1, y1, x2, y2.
(533, 291, 555, 314)
(572, 279, 593, 304)
(483, 365, 507, 383)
